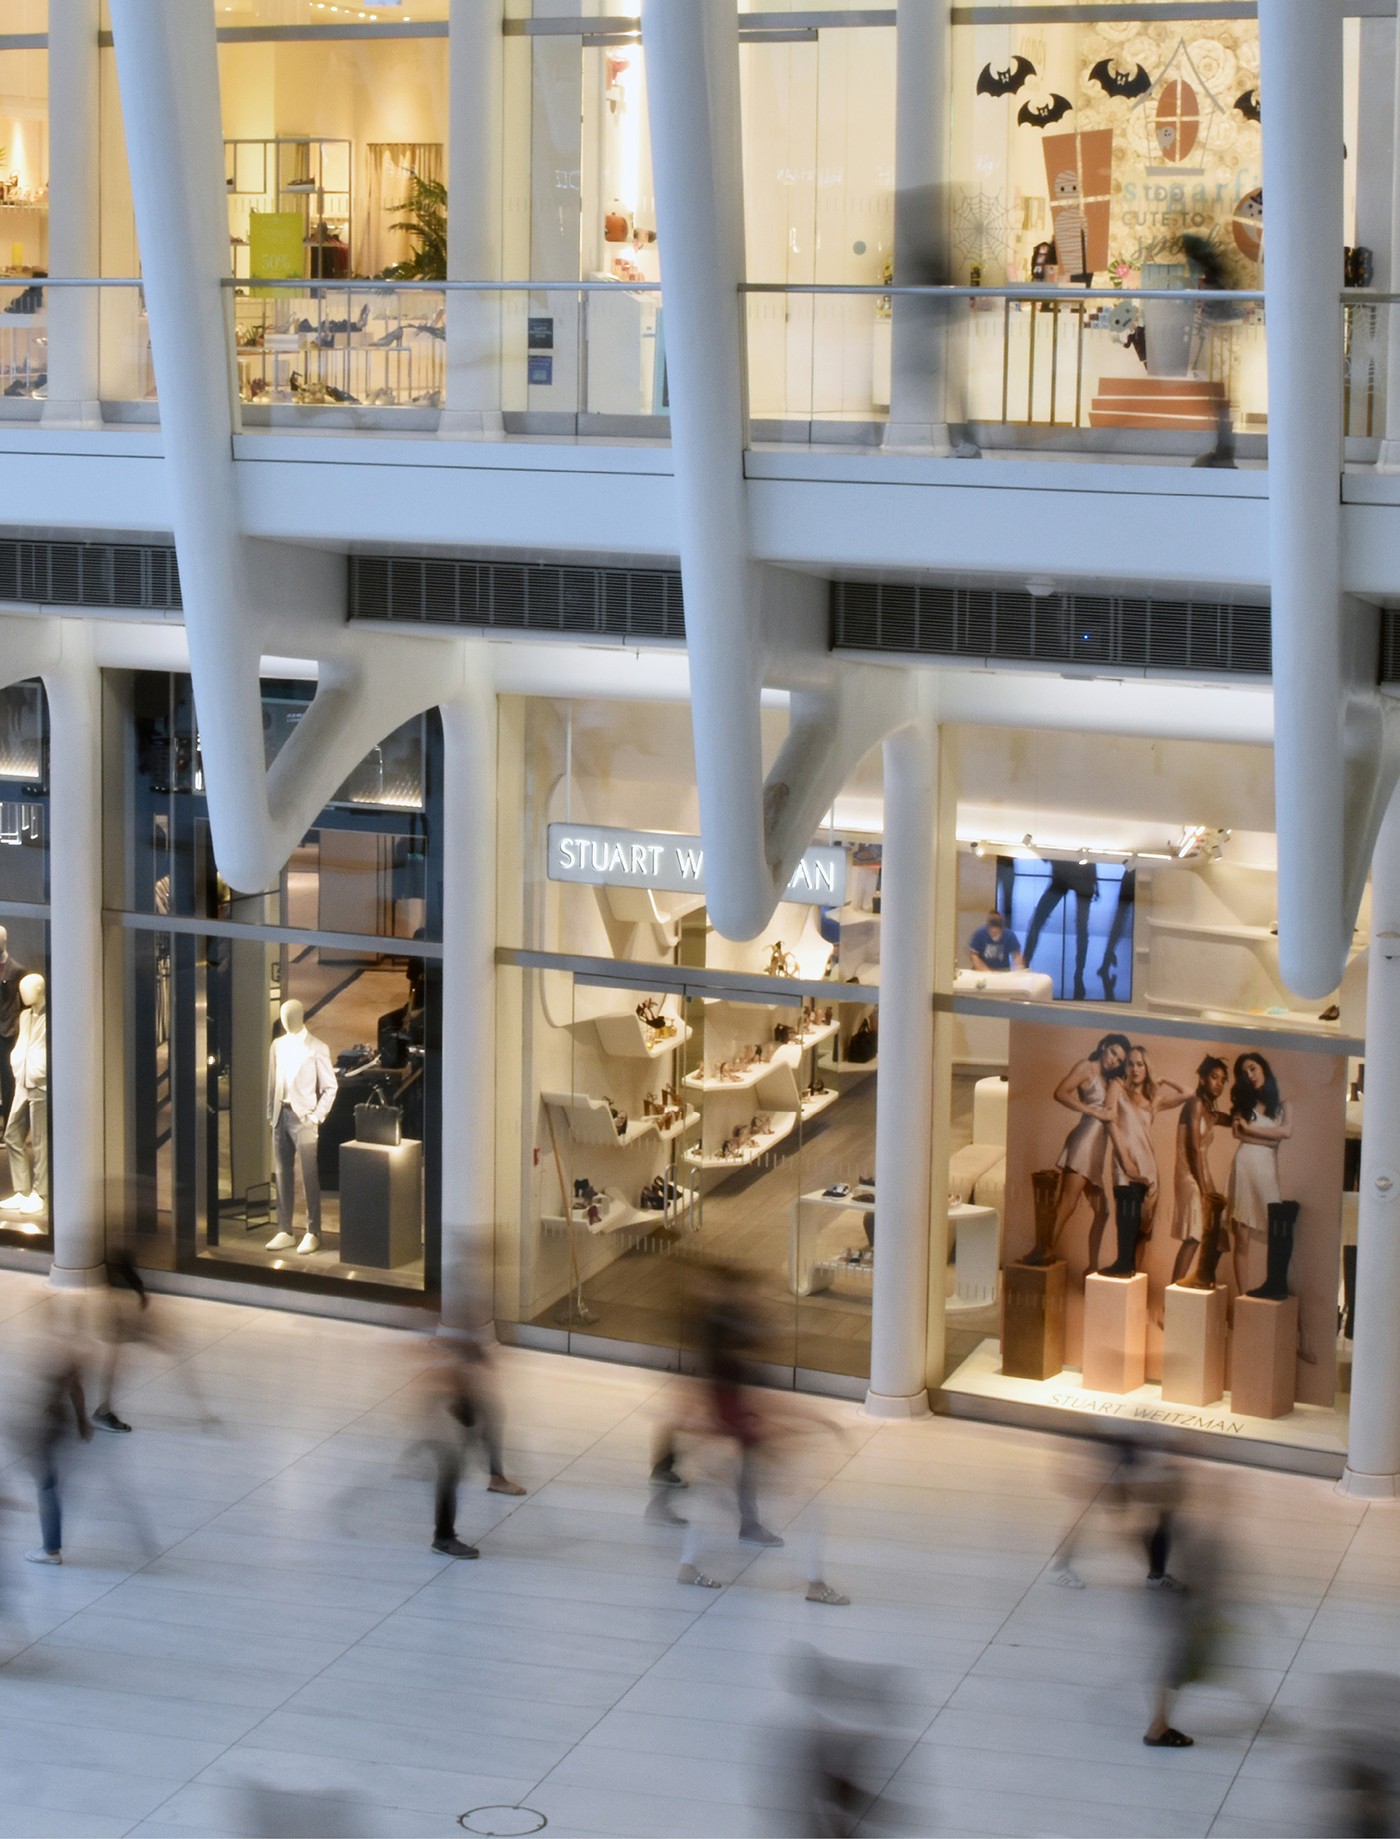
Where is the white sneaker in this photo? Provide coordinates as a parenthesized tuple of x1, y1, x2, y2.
(1050, 1566, 1086, 1589)
(265, 1232, 295, 1250)
(0, 1191, 27, 1209)
(296, 1233, 320, 1254)
(24, 1548, 60, 1565)
(18, 1193, 44, 1214)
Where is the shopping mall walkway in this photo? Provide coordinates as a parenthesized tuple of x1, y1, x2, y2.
(0, 1269, 1385, 1838)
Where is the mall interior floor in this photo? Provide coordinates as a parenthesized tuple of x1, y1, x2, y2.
(0, 1267, 1382, 1837)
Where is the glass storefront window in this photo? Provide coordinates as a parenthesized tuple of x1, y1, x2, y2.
(0, 674, 49, 1249)
(103, 670, 441, 1301)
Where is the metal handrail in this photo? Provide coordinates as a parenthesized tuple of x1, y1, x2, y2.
(741, 281, 1265, 301)
(218, 276, 663, 292)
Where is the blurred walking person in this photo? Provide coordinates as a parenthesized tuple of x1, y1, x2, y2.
(22, 1324, 93, 1564)
(426, 1339, 525, 1559)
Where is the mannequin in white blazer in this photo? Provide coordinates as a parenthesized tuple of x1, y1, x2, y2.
(266, 998, 337, 1254)
(2, 973, 45, 1218)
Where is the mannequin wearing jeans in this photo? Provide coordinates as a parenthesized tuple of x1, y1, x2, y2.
(266, 998, 336, 1254)
(2, 973, 46, 1219)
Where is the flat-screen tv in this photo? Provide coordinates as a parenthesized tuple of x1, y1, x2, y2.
(996, 856, 1135, 1003)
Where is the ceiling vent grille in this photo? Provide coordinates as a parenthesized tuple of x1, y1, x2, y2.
(350, 555, 685, 643)
(0, 538, 181, 612)
(831, 581, 1272, 677)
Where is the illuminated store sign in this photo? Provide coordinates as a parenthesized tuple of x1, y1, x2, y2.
(547, 823, 847, 905)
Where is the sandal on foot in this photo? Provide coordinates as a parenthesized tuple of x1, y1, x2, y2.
(1143, 1728, 1193, 1747)
(805, 1582, 850, 1605)
(1050, 1566, 1085, 1589)
(677, 1563, 722, 1588)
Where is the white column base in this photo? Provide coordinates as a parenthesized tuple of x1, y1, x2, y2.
(883, 419, 954, 456)
(438, 408, 505, 441)
(436, 1320, 497, 1345)
(46, 1262, 107, 1290)
(41, 399, 104, 430)
(1337, 1466, 1400, 1500)
(862, 1387, 932, 1420)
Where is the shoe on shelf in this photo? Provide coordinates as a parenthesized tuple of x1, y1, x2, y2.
(487, 1475, 526, 1496)
(295, 1233, 320, 1254)
(1050, 1566, 1085, 1589)
(677, 1563, 722, 1588)
(23, 1548, 60, 1565)
(805, 1581, 850, 1605)
(431, 1536, 479, 1559)
(739, 1523, 784, 1547)
(265, 1231, 295, 1250)
(93, 1408, 131, 1434)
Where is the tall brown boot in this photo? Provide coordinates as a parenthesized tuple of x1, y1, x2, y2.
(1179, 1192, 1227, 1289)
(1021, 1169, 1062, 1267)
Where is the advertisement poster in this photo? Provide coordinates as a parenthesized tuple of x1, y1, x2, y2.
(249, 211, 304, 291)
(1003, 1020, 1345, 1405)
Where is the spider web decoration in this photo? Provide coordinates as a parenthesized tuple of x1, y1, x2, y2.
(952, 186, 1014, 269)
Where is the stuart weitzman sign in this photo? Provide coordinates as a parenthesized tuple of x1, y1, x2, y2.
(547, 824, 847, 905)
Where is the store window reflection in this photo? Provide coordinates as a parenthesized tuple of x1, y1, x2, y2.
(103, 670, 441, 1302)
(501, 696, 883, 1386)
(0, 675, 49, 1248)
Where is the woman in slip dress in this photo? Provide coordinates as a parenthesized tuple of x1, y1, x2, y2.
(1032, 1033, 1131, 1272)
(1226, 1052, 1292, 1298)
(1100, 1045, 1188, 1274)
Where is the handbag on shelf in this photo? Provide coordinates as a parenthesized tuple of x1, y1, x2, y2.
(354, 1087, 403, 1147)
(846, 1018, 877, 1064)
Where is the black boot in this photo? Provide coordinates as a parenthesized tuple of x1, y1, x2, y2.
(1247, 1200, 1299, 1300)
(1101, 1182, 1148, 1276)
(1342, 1242, 1357, 1340)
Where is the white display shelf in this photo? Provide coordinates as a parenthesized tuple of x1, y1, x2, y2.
(543, 1188, 698, 1236)
(811, 1254, 873, 1280)
(1146, 918, 1277, 944)
(683, 1060, 774, 1093)
(1140, 995, 1343, 1035)
(684, 1110, 797, 1170)
(592, 1011, 693, 1061)
(818, 1051, 878, 1076)
(799, 1086, 840, 1123)
(541, 1091, 656, 1147)
(790, 1019, 840, 1052)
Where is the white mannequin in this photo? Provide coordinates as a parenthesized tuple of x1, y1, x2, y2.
(3, 972, 46, 1220)
(266, 997, 336, 1254)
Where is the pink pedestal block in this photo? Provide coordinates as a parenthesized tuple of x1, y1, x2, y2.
(1082, 1271, 1148, 1394)
(1231, 1295, 1298, 1420)
(1161, 1283, 1228, 1407)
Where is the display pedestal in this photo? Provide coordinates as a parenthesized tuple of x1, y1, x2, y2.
(1002, 1260, 1066, 1380)
(338, 1138, 422, 1268)
(1082, 1271, 1148, 1394)
(1161, 1283, 1228, 1406)
(953, 1203, 1000, 1307)
(1231, 1294, 1298, 1419)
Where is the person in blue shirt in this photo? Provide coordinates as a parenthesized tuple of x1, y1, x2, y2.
(969, 909, 1024, 972)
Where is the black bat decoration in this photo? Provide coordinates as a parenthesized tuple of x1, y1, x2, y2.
(977, 55, 1036, 98)
(1234, 86, 1261, 123)
(1018, 93, 1073, 129)
(1088, 56, 1152, 100)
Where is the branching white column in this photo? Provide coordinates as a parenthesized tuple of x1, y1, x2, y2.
(439, 658, 498, 1336)
(440, 0, 506, 439)
(1342, 792, 1400, 1495)
(1377, 15, 1400, 471)
(43, 0, 102, 428)
(1259, 0, 1348, 998)
(44, 625, 105, 1287)
(885, 0, 955, 454)
(867, 713, 937, 1417)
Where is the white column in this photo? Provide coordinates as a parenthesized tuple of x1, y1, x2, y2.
(439, 0, 505, 439)
(43, 626, 105, 1287)
(43, 0, 102, 428)
(885, 0, 955, 454)
(1341, 792, 1400, 1494)
(1259, 0, 1349, 999)
(438, 662, 498, 1336)
(1377, 15, 1400, 469)
(867, 715, 937, 1417)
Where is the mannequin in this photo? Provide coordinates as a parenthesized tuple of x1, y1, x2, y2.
(0, 927, 26, 1123)
(266, 997, 337, 1253)
(2, 973, 46, 1217)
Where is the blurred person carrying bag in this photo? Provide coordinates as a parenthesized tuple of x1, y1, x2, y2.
(354, 1086, 402, 1148)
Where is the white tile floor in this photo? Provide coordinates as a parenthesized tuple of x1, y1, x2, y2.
(0, 1268, 1388, 1837)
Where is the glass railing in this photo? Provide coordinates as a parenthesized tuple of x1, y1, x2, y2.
(0, 278, 154, 418)
(222, 278, 667, 429)
(742, 282, 1267, 460)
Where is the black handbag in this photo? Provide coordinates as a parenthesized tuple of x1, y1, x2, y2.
(846, 1018, 877, 1064)
(354, 1087, 402, 1147)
